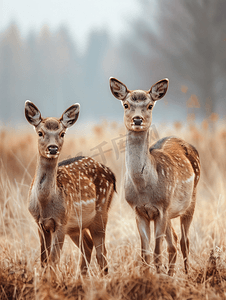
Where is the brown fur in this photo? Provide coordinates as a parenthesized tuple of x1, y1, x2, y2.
(109, 77, 200, 276)
(25, 101, 116, 274)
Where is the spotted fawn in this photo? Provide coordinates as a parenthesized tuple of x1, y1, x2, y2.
(25, 101, 116, 274)
(109, 77, 200, 275)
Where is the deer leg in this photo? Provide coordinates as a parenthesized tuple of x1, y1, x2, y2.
(89, 215, 108, 274)
(70, 229, 94, 274)
(154, 216, 167, 273)
(38, 225, 52, 267)
(136, 214, 151, 265)
(180, 195, 195, 274)
(180, 214, 193, 273)
(165, 221, 178, 276)
(49, 229, 65, 265)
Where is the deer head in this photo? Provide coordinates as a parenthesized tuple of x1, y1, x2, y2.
(109, 78, 169, 132)
(25, 101, 80, 158)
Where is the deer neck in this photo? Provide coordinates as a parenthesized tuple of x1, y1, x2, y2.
(125, 129, 150, 179)
(33, 155, 58, 205)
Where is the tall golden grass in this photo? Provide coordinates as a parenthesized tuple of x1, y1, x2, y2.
(1, 119, 226, 299)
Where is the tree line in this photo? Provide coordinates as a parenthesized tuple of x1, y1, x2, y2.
(0, 0, 225, 124)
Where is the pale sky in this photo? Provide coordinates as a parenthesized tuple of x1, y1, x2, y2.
(1, 0, 140, 51)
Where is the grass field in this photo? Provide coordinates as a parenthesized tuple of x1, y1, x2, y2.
(1, 119, 226, 299)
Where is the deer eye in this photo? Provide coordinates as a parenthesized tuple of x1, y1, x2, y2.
(38, 131, 43, 137)
(124, 103, 129, 109)
(60, 132, 65, 138)
(148, 104, 153, 110)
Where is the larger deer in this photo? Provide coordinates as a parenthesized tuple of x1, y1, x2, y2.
(109, 78, 200, 276)
(25, 101, 116, 274)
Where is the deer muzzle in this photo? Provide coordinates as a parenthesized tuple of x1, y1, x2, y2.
(48, 145, 59, 155)
(133, 117, 143, 126)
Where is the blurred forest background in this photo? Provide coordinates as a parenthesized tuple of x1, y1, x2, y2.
(0, 0, 226, 125)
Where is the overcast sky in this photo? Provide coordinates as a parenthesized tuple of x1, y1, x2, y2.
(1, 0, 140, 51)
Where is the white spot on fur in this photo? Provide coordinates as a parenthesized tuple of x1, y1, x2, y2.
(86, 198, 95, 205)
(184, 174, 195, 183)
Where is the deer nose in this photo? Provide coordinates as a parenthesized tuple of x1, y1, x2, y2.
(133, 117, 143, 126)
(48, 145, 58, 155)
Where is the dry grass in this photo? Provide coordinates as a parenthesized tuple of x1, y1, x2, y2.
(1, 119, 226, 299)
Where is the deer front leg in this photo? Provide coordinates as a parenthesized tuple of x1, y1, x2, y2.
(136, 213, 151, 266)
(49, 229, 65, 265)
(38, 225, 52, 267)
(154, 215, 167, 273)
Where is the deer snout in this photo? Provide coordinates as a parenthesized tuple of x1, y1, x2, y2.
(48, 145, 59, 155)
(133, 116, 143, 126)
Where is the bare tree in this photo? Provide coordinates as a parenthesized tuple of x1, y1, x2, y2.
(119, 0, 226, 118)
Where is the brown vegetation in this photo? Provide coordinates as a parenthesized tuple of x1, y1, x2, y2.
(1, 120, 226, 299)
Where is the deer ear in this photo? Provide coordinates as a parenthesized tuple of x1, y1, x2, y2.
(60, 103, 80, 128)
(149, 79, 169, 101)
(25, 100, 42, 126)
(109, 77, 129, 100)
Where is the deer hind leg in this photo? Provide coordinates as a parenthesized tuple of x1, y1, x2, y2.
(165, 221, 178, 276)
(180, 193, 196, 274)
(89, 213, 108, 275)
(70, 229, 94, 274)
(136, 213, 151, 266)
(38, 226, 52, 267)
